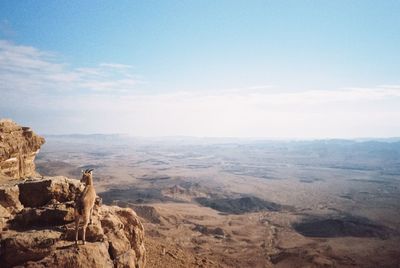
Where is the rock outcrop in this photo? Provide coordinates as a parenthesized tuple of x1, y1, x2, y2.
(0, 119, 45, 179)
(0, 177, 146, 268)
(0, 120, 146, 267)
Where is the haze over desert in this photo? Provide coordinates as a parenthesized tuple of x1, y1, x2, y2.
(1, 1, 400, 267)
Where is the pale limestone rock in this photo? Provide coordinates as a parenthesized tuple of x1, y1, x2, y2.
(18, 176, 82, 207)
(0, 119, 45, 179)
(0, 177, 146, 268)
(0, 121, 146, 267)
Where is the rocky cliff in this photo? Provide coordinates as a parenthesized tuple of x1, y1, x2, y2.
(0, 119, 45, 179)
(0, 120, 146, 267)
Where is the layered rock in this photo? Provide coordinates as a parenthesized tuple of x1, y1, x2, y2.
(0, 119, 45, 179)
(0, 120, 146, 267)
(0, 177, 146, 268)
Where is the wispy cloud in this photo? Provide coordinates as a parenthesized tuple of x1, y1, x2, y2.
(0, 40, 141, 95)
(1, 39, 400, 138)
(99, 63, 133, 69)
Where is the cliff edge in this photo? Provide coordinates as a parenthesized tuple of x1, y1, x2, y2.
(0, 119, 45, 179)
(0, 120, 146, 268)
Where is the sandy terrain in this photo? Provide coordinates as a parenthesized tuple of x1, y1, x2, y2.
(35, 135, 400, 267)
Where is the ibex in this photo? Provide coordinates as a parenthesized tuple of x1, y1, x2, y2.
(75, 168, 96, 245)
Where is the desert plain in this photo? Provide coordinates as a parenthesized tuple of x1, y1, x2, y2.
(36, 135, 400, 267)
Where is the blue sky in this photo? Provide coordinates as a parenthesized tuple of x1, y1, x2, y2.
(1, 1, 400, 137)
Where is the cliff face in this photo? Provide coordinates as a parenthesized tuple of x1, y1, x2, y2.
(0, 119, 45, 179)
(0, 120, 146, 267)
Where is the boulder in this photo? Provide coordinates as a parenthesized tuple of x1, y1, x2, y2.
(0, 121, 146, 267)
(0, 230, 62, 267)
(18, 177, 82, 207)
(63, 214, 106, 243)
(114, 249, 137, 268)
(0, 204, 11, 230)
(11, 203, 75, 229)
(100, 210, 131, 258)
(0, 184, 23, 213)
(22, 242, 114, 268)
(0, 177, 146, 268)
(113, 207, 146, 267)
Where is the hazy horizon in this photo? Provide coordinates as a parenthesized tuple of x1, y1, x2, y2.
(1, 1, 400, 138)
(40, 131, 400, 142)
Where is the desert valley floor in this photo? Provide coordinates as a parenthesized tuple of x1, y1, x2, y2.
(36, 135, 400, 267)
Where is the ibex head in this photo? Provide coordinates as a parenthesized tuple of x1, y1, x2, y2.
(81, 169, 94, 184)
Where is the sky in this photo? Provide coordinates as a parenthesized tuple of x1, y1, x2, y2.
(0, 0, 400, 138)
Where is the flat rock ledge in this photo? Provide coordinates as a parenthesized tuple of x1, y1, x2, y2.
(0, 177, 146, 268)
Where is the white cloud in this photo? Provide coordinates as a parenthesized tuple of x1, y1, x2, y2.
(1, 40, 400, 138)
(99, 63, 133, 69)
(0, 40, 140, 94)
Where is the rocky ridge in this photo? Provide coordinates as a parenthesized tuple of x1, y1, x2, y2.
(0, 120, 146, 267)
